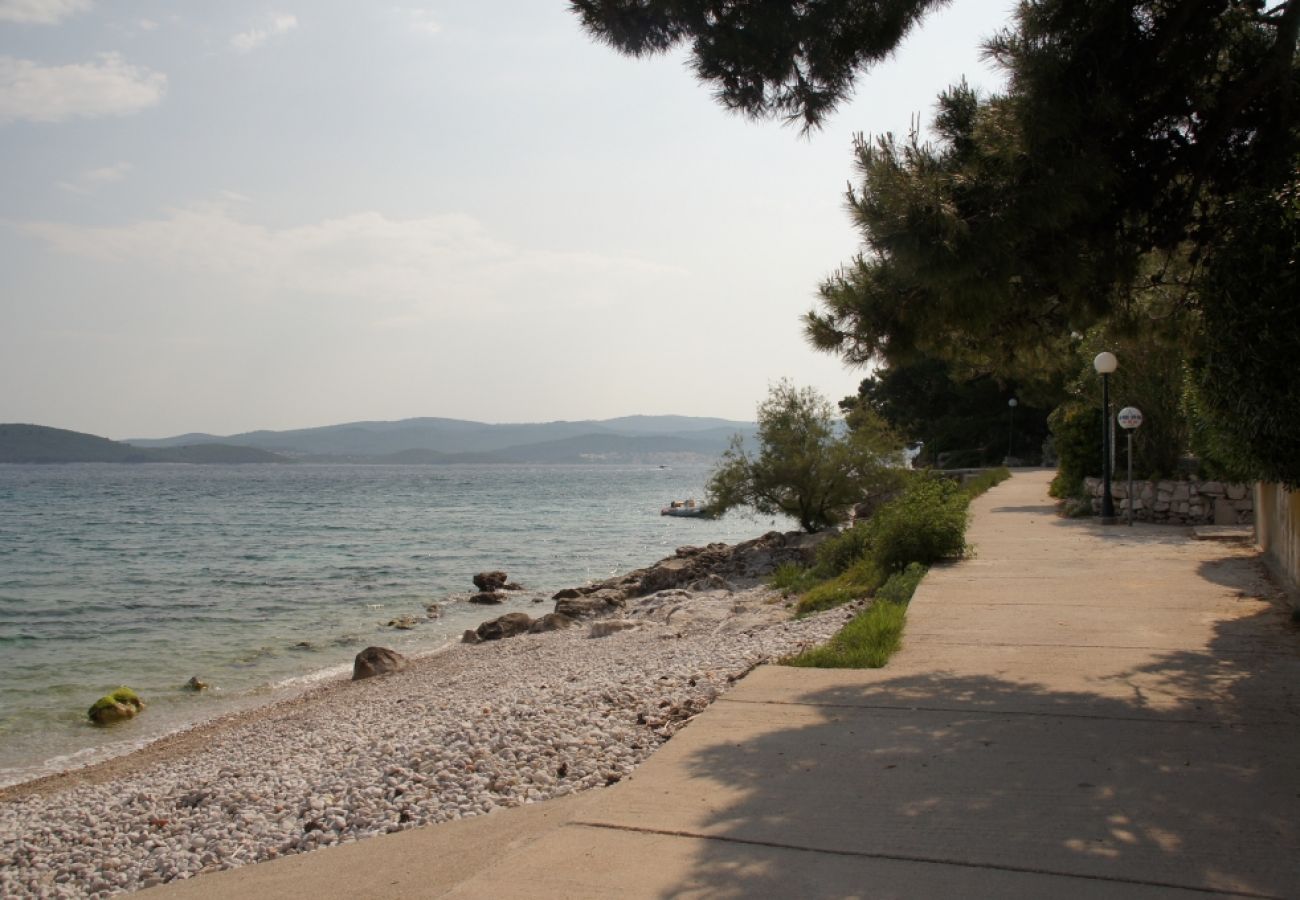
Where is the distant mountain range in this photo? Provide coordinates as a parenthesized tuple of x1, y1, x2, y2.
(1, 416, 757, 465)
(0, 424, 290, 464)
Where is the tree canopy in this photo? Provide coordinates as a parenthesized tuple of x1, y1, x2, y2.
(574, 0, 1300, 483)
(706, 381, 904, 531)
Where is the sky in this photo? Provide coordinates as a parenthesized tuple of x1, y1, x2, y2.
(0, 0, 1012, 439)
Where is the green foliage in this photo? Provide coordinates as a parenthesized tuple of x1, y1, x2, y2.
(570, 0, 947, 131)
(876, 562, 927, 605)
(795, 558, 884, 616)
(961, 467, 1011, 498)
(859, 473, 968, 573)
(769, 562, 820, 596)
(706, 380, 904, 532)
(577, 0, 1300, 490)
(813, 522, 873, 577)
(1186, 180, 1300, 488)
(784, 600, 908, 669)
(842, 357, 1056, 467)
(783, 465, 1013, 666)
(1047, 403, 1101, 499)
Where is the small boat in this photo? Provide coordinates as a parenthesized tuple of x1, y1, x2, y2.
(661, 498, 708, 517)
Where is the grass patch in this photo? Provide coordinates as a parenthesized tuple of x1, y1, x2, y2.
(962, 466, 1012, 498)
(784, 600, 909, 668)
(781, 466, 1012, 669)
(769, 562, 821, 596)
(794, 558, 883, 616)
(875, 562, 928, 604)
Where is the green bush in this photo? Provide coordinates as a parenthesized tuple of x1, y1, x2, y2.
(876, 563, 928, 604)
(813, 523, 873, 576)
(1047, 403, 1101, 498)
(861, 474, 969, 573)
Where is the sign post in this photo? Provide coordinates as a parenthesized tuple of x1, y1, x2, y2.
(1117, 407, 1144, 526)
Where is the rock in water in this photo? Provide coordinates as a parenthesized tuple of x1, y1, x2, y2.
(352, 646, 409, 681)
(185, 676, 209, 692)
(386, 615, 418, 630)
(475, 613, 533, 641)
(472, 571, 509, 592)
(469, 591, 506, 605)
(88, 687, 144, 725)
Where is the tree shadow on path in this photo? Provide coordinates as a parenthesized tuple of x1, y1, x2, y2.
(644, 551, 1300, 898)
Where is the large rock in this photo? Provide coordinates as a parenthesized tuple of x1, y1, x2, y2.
(352, 646, 409, 680)
(469, 591, 506, 605)
(555, 589, 627, 620)
(88, 687, 144, 725)
(530, 612, 579, 633)
(638, 557, 697, 594)
(472, 571, 509, 592)
(476, 612, 534, 641)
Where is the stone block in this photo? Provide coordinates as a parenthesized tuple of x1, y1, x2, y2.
(1201, 481, 1224, 495)
(1227, 483, 1248, 501)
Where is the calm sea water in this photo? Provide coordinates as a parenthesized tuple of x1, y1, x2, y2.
(0, 463, 784, 786)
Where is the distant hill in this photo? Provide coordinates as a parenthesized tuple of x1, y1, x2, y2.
(0, 424, 291, 465)
(125, 415, 758, 464)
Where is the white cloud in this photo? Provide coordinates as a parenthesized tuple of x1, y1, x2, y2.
(0, 0, 91, 25)
(19, 203, 685, 318)
(0, 53, 166, 124)
(399, 7, 441, 36)
(137, 18, 157, 31)
(231, 13, 298, 53)
(56, 160, 131, 193)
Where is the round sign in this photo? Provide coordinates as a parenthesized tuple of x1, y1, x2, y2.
(1117, 407, 1143, 429)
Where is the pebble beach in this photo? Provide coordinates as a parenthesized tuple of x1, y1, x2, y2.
(0, 575, 848, 899)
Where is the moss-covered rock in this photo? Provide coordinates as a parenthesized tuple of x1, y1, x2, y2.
(88, 687, 145, 725)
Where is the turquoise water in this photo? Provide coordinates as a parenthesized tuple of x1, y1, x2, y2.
(0, 463, 782, 786)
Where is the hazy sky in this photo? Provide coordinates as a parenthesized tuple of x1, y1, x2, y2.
(0, 1, 1011, 439)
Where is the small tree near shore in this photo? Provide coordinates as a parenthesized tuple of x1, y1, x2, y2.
(706, 381, 904, 533)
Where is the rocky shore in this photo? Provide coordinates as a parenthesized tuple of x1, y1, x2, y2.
(0, 532, 846, 899)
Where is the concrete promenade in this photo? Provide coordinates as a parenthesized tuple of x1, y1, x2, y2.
(151, 470, 1300, 898)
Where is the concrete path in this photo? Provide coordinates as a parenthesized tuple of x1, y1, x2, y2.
(149, 470, 1300, 898)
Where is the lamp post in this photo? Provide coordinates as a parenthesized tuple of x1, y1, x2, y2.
(1007, 398, 1018, 465)
(1093, 352, 1118, 524)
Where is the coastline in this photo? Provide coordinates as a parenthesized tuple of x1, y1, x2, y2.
(0, 535, 846, 899)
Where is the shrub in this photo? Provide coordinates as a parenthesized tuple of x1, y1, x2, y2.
(1048, 402, 1102, 499)
(861, 473, 969, 572)
(813, 523, 872, 576)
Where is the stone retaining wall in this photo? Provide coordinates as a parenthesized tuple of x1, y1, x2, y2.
(1083, 477, 1253, 525)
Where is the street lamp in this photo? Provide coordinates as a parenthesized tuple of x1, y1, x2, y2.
(1007, 398, 1018, 464)
(1093, 351, 1118, 524)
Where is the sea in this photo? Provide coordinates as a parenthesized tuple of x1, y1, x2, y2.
(0, 462, 786, 788)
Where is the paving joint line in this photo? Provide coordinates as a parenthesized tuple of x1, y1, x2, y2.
(718, 696, 1288, 728)
(568, 821, 1280, 899)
